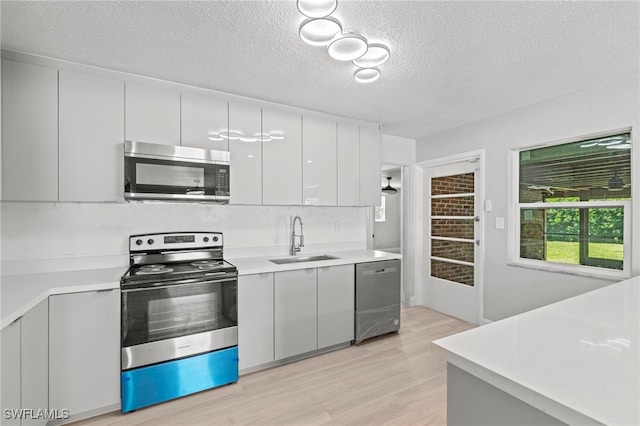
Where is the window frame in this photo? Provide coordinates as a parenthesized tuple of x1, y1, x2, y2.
(509, 131, 632, 281)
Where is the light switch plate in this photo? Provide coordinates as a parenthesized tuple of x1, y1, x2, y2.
(484, 200, 493, 212)
(496, 217, 505, 229)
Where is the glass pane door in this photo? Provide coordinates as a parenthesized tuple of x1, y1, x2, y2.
(430, 172, 476, 286)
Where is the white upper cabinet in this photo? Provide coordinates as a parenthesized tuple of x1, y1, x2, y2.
(181, 91, 229, 151)
(59, 71, 124, 202)
(303, 116, 337, 206)
(125, 82, 180, 145)
(2, 59, 58, 201)
(359, 124, 382, 206)
(262, 108, 302, 205)
(337, 121, 360, 206)
(229, 102, 262, 205)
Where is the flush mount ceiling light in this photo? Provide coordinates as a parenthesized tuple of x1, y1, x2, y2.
(295, 1, 391, 82)
(352, 43, 390, 68)
(328, 32, 368, 61)
(208, 134, 225, 141)
(299, 17, 342, 46)
(297, 0, 337, 18)
(354, 67, 380, 83)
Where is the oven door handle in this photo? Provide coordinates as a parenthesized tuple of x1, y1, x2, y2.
(122, 276, 237, 293)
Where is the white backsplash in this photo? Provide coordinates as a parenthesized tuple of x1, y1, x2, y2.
(1, 201, 368, 275)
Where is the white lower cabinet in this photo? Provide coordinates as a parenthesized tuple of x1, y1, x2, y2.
(21, 300, 49, 426)
(238, 273, 274, 371)
(49, 289, 120, 421)
(317, 265, 355, 348)
(1, 299, 49, 426)
(274, 269, 317, 360)
(1, 318, 21, 426)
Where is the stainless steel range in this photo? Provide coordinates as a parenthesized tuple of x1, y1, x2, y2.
(120, 232, 238, 412)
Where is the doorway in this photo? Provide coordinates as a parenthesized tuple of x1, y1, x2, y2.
(374, 167, 401, 253)
(418, 152, 484, 324)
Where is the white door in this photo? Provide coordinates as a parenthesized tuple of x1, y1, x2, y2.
(423, 160, 482, 324)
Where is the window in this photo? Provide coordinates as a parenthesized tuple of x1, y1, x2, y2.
(375, 196, 386, 222)
(514, 132, 631, 278)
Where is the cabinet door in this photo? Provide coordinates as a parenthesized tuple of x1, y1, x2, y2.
(262, 108, 302, 205)
(238, 273, 274, 371)
(318, 265, 355, 348)
(50, 289, 120, 418)
(337, 121, 360, 206)
(125, 83, 180, 145)
(359, 124, 382, 206)
(303, 116, 337, 206)
(59, 71, 125, 202)
(1, 319, 21, 426)
(181, 92, 228, 151)
(229, 102, 262, 204)
(1, 59, 58, 201)
(274, 269, 317, 359)
(21, 300, 48, 426)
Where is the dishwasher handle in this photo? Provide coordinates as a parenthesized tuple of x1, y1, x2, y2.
(363, 267, 397, 275)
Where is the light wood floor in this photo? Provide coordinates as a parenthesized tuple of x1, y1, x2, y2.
(75, 307, 474, 426)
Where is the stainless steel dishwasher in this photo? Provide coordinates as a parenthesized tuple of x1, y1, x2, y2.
(355, 259, 401, 343)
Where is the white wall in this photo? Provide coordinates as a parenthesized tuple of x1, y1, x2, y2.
(416, 74, 640, 320)
(0, 202, 366, 275)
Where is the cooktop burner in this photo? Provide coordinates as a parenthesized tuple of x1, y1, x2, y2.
(191, 260, 224, 270)
(135, 264, 175, 275)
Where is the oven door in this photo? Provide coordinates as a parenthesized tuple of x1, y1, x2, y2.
(121, 277, 237, 370)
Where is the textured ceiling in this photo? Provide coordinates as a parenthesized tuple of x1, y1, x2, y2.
(1, 1, 639, 140)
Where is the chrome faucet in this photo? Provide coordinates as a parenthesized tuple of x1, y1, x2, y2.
(291, 216, 304, 255)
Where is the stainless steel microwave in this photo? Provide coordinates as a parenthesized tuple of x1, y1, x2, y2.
(124, 141, 230, 203)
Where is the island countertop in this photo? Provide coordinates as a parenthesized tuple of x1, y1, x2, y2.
(433, 275, 639, 425)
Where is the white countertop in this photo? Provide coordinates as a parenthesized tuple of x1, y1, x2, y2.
(227, 249, 402, 275)
(1, 267, 123, 330)
(1, 249, 401, 330)
(434, 275, 640, 426)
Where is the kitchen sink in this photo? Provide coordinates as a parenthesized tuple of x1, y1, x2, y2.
(269, 255, 340, 264)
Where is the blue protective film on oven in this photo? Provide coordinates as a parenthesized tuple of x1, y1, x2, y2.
(121, 346, 238, 413)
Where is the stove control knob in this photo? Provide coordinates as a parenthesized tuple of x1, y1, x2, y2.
(213, 236, 219, 242)
(203, 237, 209, 243)
(147, 239, 154, 245)
(135, 239, 143, 246)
